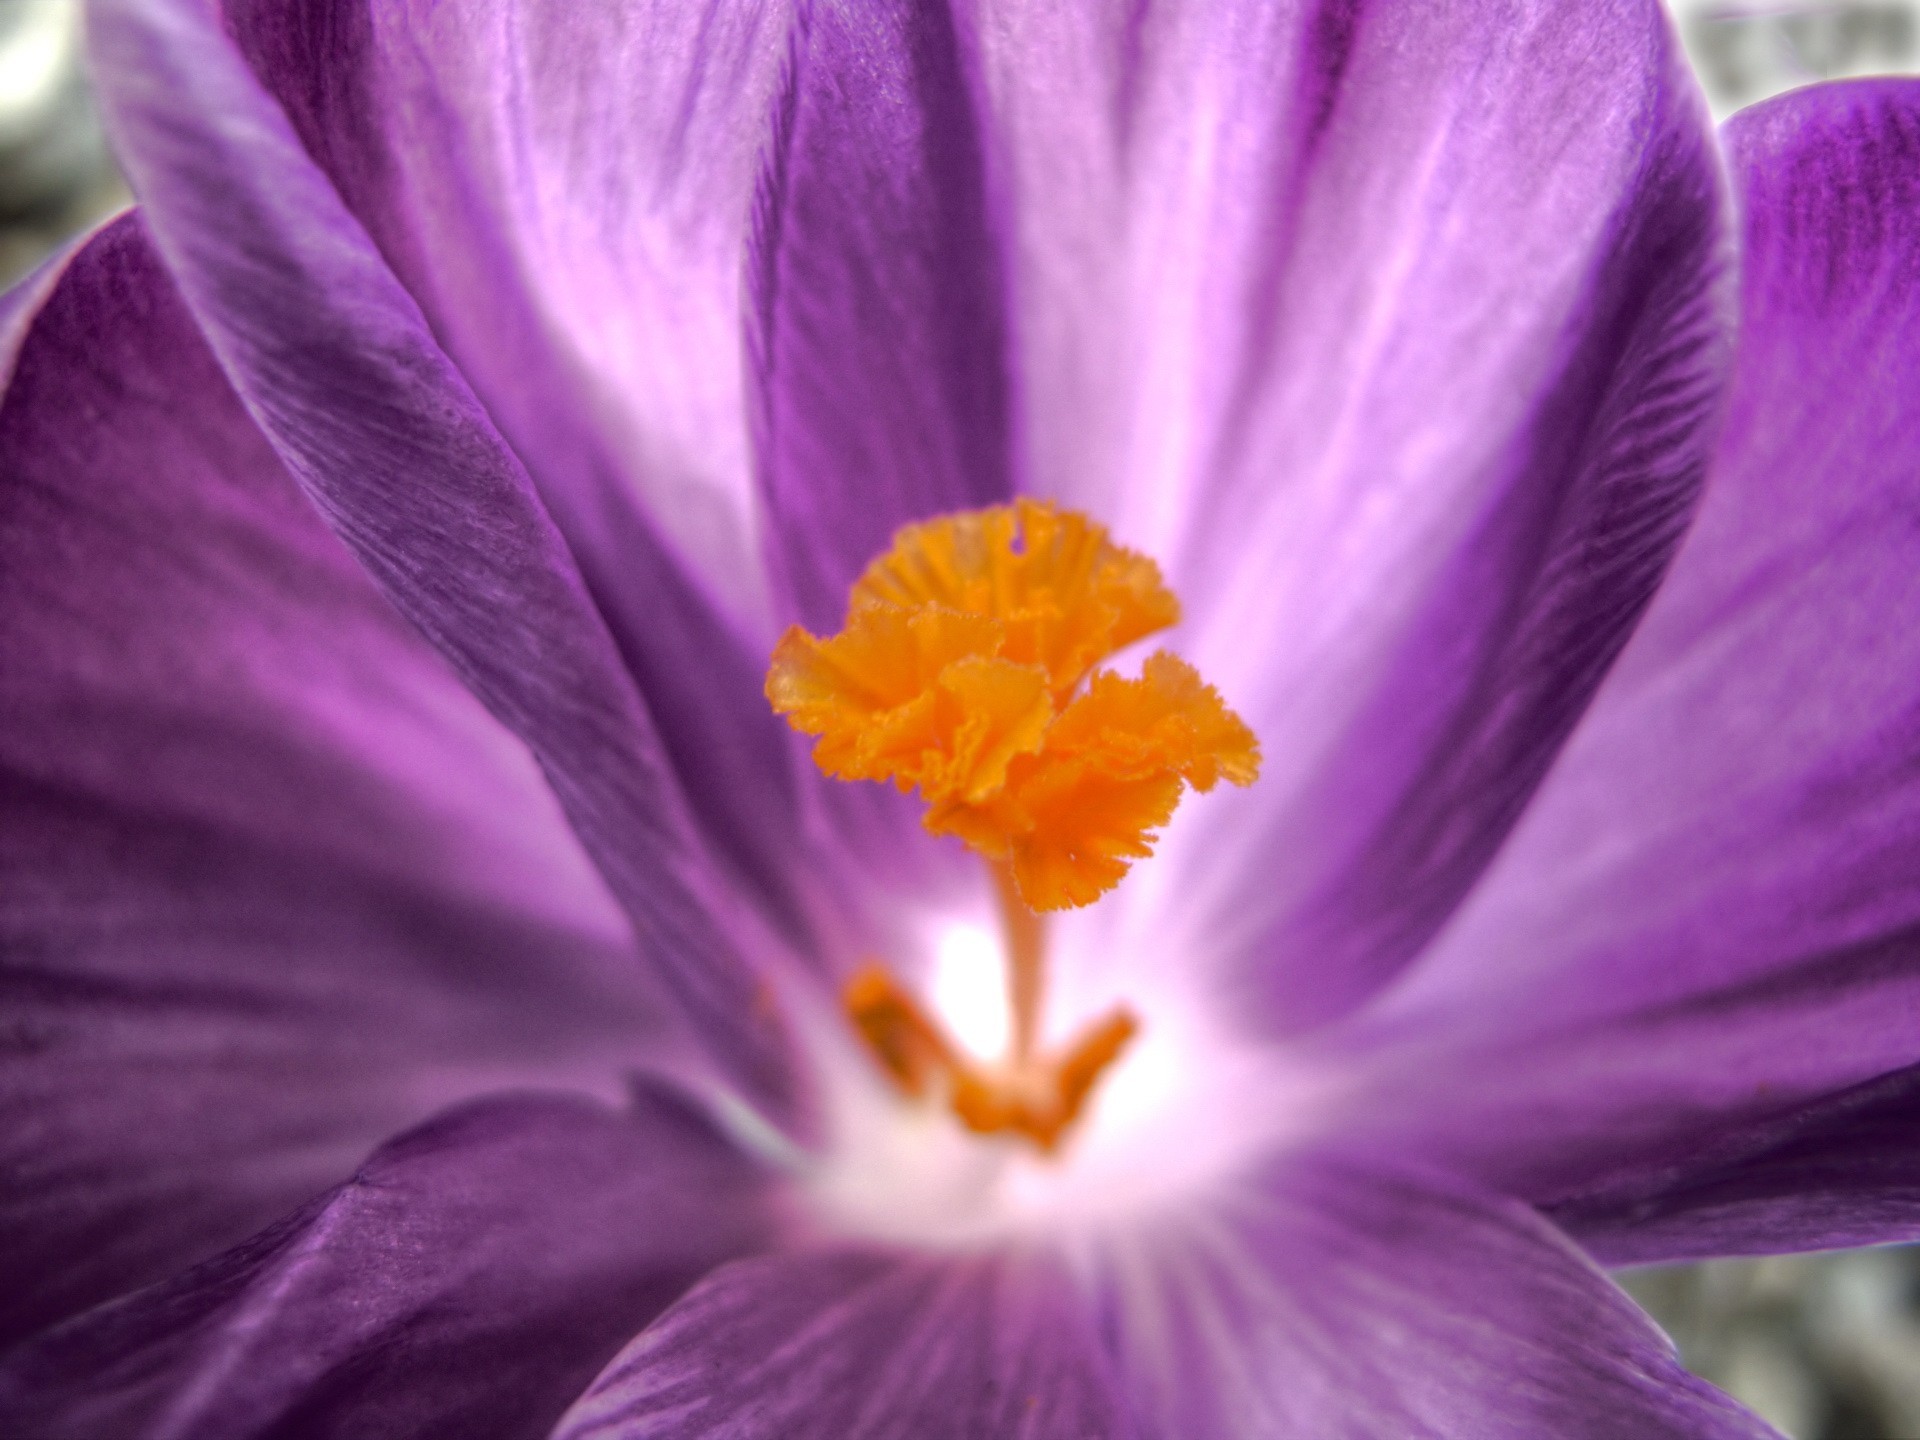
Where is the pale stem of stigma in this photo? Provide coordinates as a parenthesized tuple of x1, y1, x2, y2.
(993, 861, 1046, 1064)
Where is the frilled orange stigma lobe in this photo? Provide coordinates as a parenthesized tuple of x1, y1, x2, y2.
(767, 500, 1259, 911)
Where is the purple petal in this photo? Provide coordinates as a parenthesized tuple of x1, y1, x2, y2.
(87, 0, 803, 1115)
(979, 1, 1733, 1035)
(223, 0, 786, 622)
(0, 1087, 778, 1440)
(1333, 80, 1920, 1258)
(0, 225, 89, 376)
(751, 0, 1017, 633)
(1099, 1153, 1774, 1438)
(553, 1247, 1139, 1439)
(1549, 1058, 1920, 1265)
(218, 1, 818, 932)
(0, 216, 657, 1343)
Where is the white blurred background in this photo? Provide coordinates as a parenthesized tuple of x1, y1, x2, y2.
(2, 0, 1920, 1435)
(1679, 0, 1919, 116)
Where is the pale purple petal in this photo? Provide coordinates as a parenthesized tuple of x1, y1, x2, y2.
(1331, 80, 1920, 1256)
(87, 0, 803, 1115)
(988, 0, 1733, 1035)
(1098, 1153, 1775, 1438)
(0, 1088, 778, 1440)
(0, 216, 657, 1343)
(224, 0, 788, 622)
(554, 1247, 1139, 1439)
(219, 1, 818, 931)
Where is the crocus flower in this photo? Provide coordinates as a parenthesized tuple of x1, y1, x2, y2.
(3, 0, 1918, 1433)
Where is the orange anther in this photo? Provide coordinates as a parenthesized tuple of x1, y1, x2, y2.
(1052, 1010, 1140, 1125)
(843, 964, 960, 1097)
(841, 962, 1138, 1153)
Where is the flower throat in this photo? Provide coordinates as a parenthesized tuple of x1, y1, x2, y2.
(767, 501, 1259, 1151)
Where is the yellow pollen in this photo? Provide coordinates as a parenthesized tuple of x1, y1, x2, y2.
(767, 500, 1259, 1149)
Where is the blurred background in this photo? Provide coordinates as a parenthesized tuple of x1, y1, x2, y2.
(0, 0, 120, 289)
(1681, 0, 1919, 116)
(2, 0, 1919, 1435)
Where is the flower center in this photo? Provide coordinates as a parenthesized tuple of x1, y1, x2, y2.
(767, 500, 1258, 1149)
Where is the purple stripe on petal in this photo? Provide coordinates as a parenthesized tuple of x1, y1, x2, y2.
(1334, 80, 1920, 1246)
(0, 217, 656, 1344)
(978, 1, 1733, 1037)
(87, 0, 804, 1118)
(1551, 1059, 1920, 1265)
(0, 1087, 778, 1440)
(554, 1246, 1139, 1440)
(217, 1, 822, 938)
(1097, 1152, 1776, 1438)
(751, 0, 1019, 633)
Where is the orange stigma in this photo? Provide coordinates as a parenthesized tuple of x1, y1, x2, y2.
(767, 500, 1259, 1149)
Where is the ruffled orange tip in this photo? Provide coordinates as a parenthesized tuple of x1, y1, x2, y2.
(848, 499, 1181, 697)
(933, 653, 1260, 910)
(843, 962, 1137, 1151)
(767, 501, 1259, 910)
